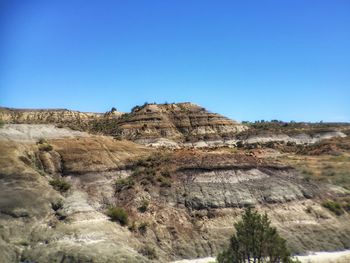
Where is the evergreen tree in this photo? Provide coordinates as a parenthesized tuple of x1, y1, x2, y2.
(217, 208, 299, 263)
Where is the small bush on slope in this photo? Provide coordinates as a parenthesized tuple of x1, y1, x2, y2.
(37, 138, 53, 151)
(139, 245, 158, 260)
(138, 199, 149, 213)
(115, 177, 135, 192)
(49, 179, 71, 192)
(138, 221, 148, 234)
(106, 206, 128, 226)
(322, 200, 344, 216)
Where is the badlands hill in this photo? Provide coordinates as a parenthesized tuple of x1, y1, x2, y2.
(0, 103, 246, 147)
(0, 103, 350, 263)
(1, 103, 347, 147)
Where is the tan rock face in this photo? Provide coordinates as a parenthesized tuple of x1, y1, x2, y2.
(50, 136, 150, 174)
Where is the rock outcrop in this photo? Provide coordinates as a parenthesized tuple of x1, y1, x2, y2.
(2, 105, 348, 148)
(0, 104, 247, 147)
(97, 103, 247, 146)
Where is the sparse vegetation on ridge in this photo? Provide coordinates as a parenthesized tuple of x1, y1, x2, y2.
(278, 150, 350, 190)
(239, 120, 349, 137)
(115, 152, 173, 191)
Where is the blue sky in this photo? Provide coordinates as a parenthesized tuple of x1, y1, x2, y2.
(0, 0, 349, 122)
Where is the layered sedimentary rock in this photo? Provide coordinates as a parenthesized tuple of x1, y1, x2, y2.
(0, 107, 106, 123)
(105, 103, 247, 146)
(239, 131, 347, 146)
(0, 127, 150, 263)
(0, 104, 247, 147)
(112, 150, 350, 260)
(2, 105, 347, 148)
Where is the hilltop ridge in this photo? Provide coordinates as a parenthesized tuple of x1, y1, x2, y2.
(1, 103, 247, 146)
(2, 103, 349, 148)
(92, 102, 247, 147)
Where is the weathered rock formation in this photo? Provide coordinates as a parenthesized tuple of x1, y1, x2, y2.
(0, 104, 247, 147)
(0, 106, 350, 263)
(113, 150, 350, 260)
(0, 128, 150, 263)
(240, 131, 347, 146)
(0, 107, 105, 123)
(2, 104, 348, 148)
(93, 103, 247, 146)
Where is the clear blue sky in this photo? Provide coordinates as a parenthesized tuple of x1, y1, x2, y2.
(0, 0, 349, 122)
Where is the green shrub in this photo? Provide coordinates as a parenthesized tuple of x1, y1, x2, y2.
(0, 119, 5, 128)
(115, 177, 134, 192)
(37, 138, 48, 144)
(322, 169, 335, 177)
(18, 240, 29, 246)
(158, 176, 171, 187)
(38, 143, 53, 151)
(139, 245, 157, 259)
(138, 200, 149, 213)
(322, 200, 344, 216)
(106, 207, 128, 226)
(138, 221, 148, 234)
(37, 138, 53, 151)
(305, 206, 312, 214)
(341, 198, 350, 212)
(145, 170, 156, 183)
(301, 169, 314, 182)
(134, 167, 156, 184)
(302, 169, 313, 176)
(51, 200, 63, 211)
(161, 170, 171, 178)
(128, 221, 137, 232)
(49, 179, 71, 192)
